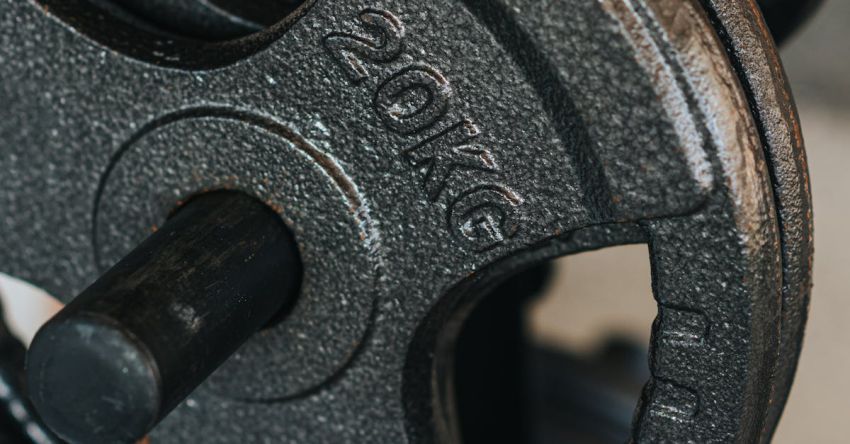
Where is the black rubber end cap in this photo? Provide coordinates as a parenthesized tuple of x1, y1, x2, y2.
(26, 316, 161, 443)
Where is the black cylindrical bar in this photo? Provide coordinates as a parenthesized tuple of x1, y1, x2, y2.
(26, 191, 301, 443)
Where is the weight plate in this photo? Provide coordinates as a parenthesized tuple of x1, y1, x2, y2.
(0, 0, 811, 442)
(702, 1, 814, 441)
(94, 111, 381, 400)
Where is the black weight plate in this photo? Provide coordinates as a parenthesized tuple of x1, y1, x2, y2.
(533, 1, 814, 441)
(417, 1, 781, 442)
(0, 0, 810, 442)
(702, 1, 814, 441)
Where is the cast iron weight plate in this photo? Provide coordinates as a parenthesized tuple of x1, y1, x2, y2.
(0, 0, 811, 442)
(702, 1, 814, 441)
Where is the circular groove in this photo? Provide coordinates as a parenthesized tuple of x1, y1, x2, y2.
(34, 0, 316, 69)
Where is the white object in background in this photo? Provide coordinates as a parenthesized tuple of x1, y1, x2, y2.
(0, 274, 63, 346)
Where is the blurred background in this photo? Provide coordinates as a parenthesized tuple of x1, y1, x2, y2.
(1, 1, 847, 442)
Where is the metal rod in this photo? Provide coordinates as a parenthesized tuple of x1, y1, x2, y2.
(26, 191, 301, 443)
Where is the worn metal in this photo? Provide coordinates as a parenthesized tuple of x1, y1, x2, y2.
(0, 0, 813, 443)
(26, 191, 301, 443)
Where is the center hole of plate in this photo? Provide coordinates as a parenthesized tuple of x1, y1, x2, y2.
(453, 245, 656, 444)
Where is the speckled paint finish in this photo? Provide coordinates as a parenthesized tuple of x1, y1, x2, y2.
(0, 0, 811, 442)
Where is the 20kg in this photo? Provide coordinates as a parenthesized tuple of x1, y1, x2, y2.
(323, 8, 523, 252)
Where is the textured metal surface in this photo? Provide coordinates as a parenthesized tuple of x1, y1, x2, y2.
(0, 0, 811, 442)
(701, 1, 814, 441)
(28, 191, 302, 443)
